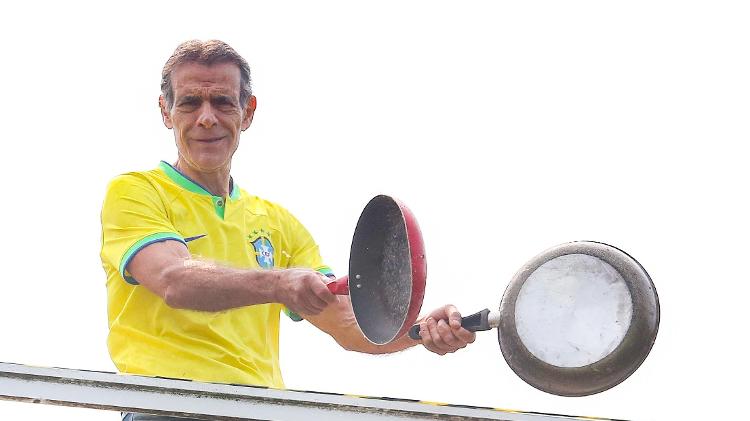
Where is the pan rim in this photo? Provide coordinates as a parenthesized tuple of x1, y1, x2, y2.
(349, 195, 415, 345)
(497, 241, 660, 396)
(391, 197, 426, 342)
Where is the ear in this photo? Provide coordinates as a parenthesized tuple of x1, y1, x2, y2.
(159, 95, 173, 129)
(241, 95, 257, 131)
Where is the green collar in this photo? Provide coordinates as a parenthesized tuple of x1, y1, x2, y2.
(159, 161, 240, 201)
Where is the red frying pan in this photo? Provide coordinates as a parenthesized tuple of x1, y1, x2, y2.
(325, 195, 426, 345)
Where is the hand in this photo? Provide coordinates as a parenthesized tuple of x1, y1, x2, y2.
(275, 269, 336, 316)
(415, 304, 476, 355)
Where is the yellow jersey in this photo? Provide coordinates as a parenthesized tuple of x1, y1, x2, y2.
(100, 161, 332, 388)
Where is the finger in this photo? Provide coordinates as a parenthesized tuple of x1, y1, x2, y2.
(453, 325, 477, 345)
(299, 284, 329, 314)
(301, 295, 322, 315)
(298, 274, 333, 311)
(426, 317, 448, 352)
(419, 318, 439, 354)
(418, 319, 431, 343)
(302, 294, 329, 315)
(307, 287, 331, 309)
(436, 319, 462, 349)
(311, 278, 337, 305)
(445, 306, 463, 330)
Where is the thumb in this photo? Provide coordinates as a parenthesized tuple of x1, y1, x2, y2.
(444, 305, 462, 329)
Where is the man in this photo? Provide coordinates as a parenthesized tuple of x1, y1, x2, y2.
(101, 40, 475, 420)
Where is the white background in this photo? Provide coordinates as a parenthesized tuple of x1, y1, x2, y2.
(0, 1, 748, 420)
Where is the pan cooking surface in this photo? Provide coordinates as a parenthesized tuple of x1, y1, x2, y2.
(498, 241, 659, 396)
(349, 196, 412, 345)
(514, 254, 633, 368)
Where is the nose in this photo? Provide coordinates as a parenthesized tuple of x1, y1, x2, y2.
(196, 102, 218, 128)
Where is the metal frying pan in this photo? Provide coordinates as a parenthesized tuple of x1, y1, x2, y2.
(326, 195, 426, 345)
(409, 241, 659, 396)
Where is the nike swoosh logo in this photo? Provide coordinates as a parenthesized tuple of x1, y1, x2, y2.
(185, 234, 207, 242)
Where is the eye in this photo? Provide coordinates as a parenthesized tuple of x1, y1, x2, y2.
(213, 97, 237, 109)
(176, 97, 201, 110)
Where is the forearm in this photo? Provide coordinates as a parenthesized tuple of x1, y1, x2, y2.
(306, 297, 421, 354)
(159, 258, 280, 312)
(348, 327, 421, 355)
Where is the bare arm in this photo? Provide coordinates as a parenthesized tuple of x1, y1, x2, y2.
(129, 239, 474, 355)
(126, 239, 335, 314)
(305, 297, 476, 355)
(304, 295, 418, 354)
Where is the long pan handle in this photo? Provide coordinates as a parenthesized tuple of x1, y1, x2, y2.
(326, 275, 350, 295)
(407, 308, 493, 340)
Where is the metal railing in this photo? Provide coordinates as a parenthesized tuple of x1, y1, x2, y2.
(0, 362, 613, 421)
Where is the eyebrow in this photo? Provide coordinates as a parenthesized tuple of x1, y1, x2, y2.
(176, 95, 202, 105)
(211, 95, 237, 105)
(175, 93, 238, 105)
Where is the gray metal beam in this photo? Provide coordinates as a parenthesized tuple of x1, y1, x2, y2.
(0, 362, 614, 421)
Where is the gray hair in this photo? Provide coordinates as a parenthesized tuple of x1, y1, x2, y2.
(161, 40, 252, 109)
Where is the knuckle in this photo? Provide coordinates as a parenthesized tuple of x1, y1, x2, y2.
(445, 338, 460, 347)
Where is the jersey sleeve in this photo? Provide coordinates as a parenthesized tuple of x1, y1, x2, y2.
(100, 173, 186, 285)
(285, 212, 333, 276)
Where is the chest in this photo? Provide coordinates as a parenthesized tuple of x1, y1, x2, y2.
(164, 196, 291, 270)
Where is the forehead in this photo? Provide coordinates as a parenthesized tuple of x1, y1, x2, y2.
(170, 62, 242, 96)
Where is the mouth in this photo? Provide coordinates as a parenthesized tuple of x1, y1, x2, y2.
(194, 136, 225, 144)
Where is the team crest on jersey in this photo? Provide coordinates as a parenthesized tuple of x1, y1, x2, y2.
(248, 229, 275, 269)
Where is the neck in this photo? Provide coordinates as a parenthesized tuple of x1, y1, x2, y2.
(175, 159, 231, 197)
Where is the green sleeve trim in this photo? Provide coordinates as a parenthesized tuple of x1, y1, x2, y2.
(283, 307, 304, 322)
(316, 266, 335, 278)
(119, 232, 186, 285)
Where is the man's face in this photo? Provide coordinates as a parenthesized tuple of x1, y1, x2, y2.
(160, 62, 256, 173)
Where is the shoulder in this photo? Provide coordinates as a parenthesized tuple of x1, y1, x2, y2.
(102, 169, 171, 212)
(105, 168, 166, 196)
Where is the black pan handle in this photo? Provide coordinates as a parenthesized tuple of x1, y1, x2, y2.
(408, 308, 493, 340)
